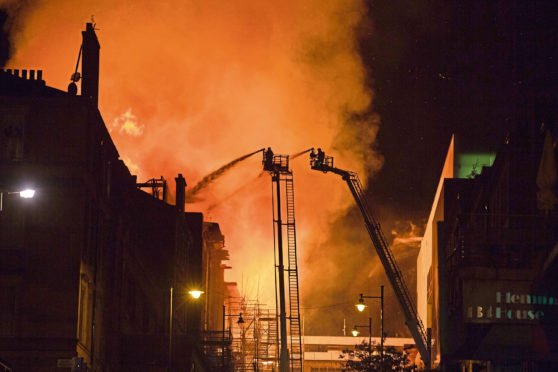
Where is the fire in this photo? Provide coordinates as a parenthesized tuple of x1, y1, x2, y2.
(391, 222, 423, 247)
(110, 108, 144, 137)
(4, 0, 381, 311)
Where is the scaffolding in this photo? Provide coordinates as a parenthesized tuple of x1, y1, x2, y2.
(227, 298, 279, 371)
(201, 330, 233, 371)
(220, 149, 303, 372)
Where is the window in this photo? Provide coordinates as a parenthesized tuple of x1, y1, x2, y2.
(0, 113, 25, 161)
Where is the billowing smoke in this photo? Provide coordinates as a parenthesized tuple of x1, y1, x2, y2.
(4, 0, 386, 329)
(0, 0, 35, 67)
(302, 219, 423, 336)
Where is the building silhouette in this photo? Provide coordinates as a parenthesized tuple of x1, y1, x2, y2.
(418, 130, 558, 371)
(0, 23, 229, 371)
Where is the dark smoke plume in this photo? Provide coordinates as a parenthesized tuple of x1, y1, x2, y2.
(0, 0, 34, 67)
(186, 148, 264, 202)
(0, 9, 9, 67)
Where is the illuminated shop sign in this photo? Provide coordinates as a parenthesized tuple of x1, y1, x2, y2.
(462, 280, 558, 323)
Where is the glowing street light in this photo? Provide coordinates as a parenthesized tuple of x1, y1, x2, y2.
(19, 189, 35, 198)
(352, 319, 372, 370)
(188, 290, 204, 299)
(355, 286, 384, 372)
(0, 188, 36, 211)
(170, 287, 203, 369)
(356, 296, 367, 312)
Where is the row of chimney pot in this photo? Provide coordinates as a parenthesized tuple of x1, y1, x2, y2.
(3, 68, 43, 81)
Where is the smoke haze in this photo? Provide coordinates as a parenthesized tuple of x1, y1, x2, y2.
(3, 0, 391, 331)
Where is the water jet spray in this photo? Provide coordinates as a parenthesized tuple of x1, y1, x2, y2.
(186, 148, 264, 202)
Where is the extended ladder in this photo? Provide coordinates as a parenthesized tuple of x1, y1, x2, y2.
(284, 173, 303, 371)
(264, 152, 303, 372)
(310, 155, 431, 367)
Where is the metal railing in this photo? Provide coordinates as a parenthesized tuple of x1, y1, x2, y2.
(445, 213, 557, 270)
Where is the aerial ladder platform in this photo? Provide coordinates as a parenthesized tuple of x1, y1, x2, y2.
(309, 150, 431, 368)
(263, 149, 303, 372)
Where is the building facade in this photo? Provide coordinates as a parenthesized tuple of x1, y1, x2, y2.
(0, 23, 216, 372)
(418, 130, 558, 371)
(202, 222, 229, 332)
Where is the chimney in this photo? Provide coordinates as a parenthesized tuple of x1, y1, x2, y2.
(81, 23, 100, 107)
(175, 174, 186, 212)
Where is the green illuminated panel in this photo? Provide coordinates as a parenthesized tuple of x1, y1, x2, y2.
(457, 153, 495, 179)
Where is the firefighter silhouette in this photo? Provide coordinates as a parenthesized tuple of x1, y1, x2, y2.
(264, 147, 274, 169)
(317, 148, 325, 166)
(310, 148, 317, 159)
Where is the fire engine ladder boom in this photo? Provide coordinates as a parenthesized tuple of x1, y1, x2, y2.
(284, 174, 303, 371)
(310, 159, 430, 367)
(264, 152, 303, 372)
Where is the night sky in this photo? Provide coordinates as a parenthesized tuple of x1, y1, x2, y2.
(361, 1, 558, 219)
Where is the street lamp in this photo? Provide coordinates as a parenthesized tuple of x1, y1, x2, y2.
(222, 305, 245, 371)
(355, 285, 384, 372)
(352, 318, 372, 350)
(236, 313, 245, 325)
(0, 188, 36, 211)
(170, 287, 203, 370)
(352, 318, 372, 371)
(188, 289, 204, 299)
(19, 189, 35, 198)
(356, 296, 366, 312)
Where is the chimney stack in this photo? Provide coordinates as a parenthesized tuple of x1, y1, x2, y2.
(81, 23, 100, 107)
(175, 174, 186, 212)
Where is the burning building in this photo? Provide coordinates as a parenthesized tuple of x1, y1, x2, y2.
(417, 130, 558, 370)
(0, 23, 231, 371)
(202, 221, 229, 331)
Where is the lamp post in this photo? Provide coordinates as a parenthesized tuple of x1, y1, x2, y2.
(351, 317, 372, 368)
(169, 288, 203, 371)
(222, 305, 245, 371)
(355, 285, 384, 372)
(0, 188, 35, 211)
